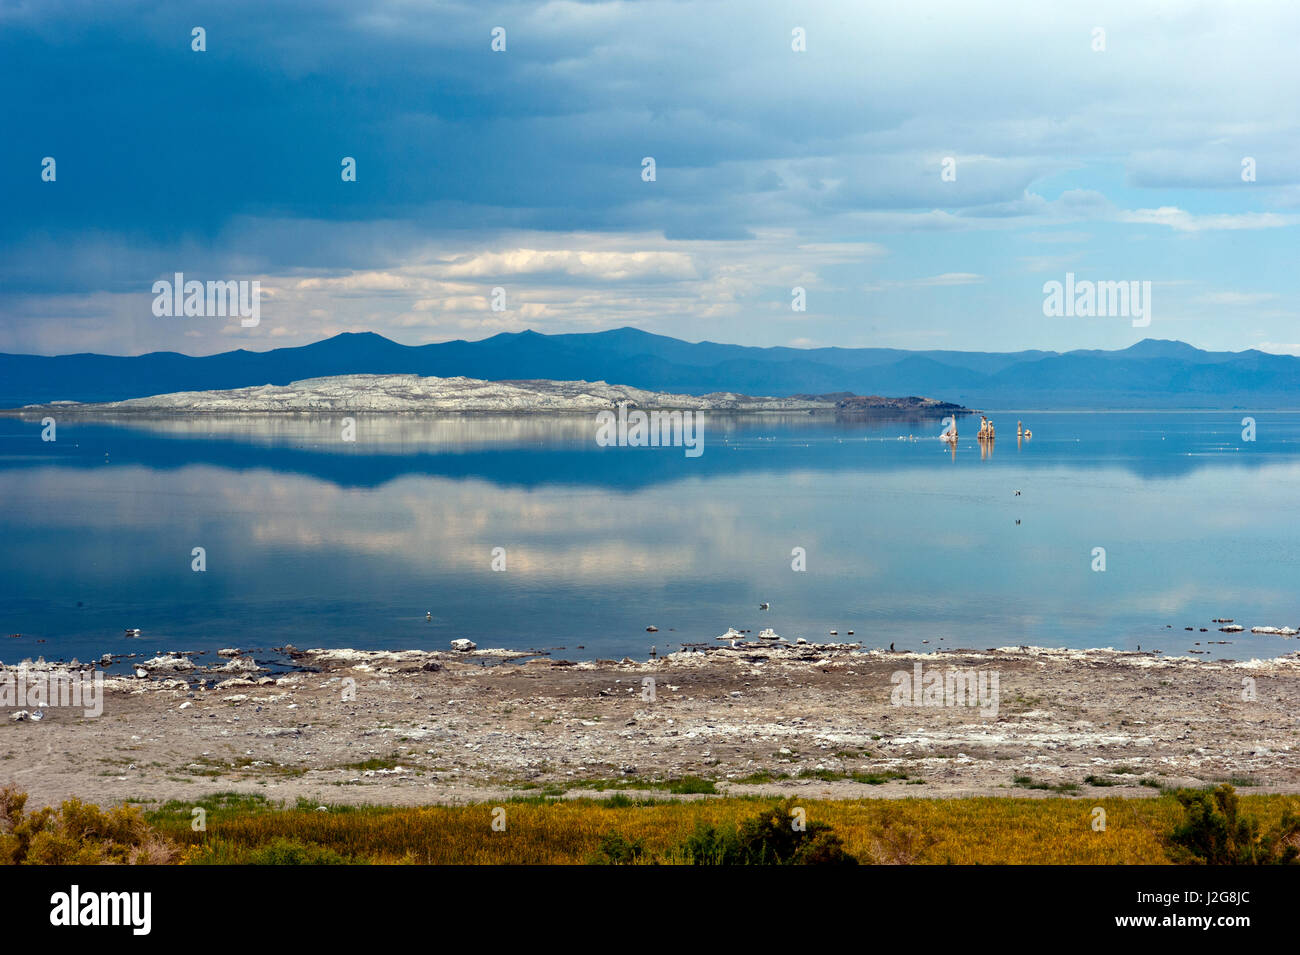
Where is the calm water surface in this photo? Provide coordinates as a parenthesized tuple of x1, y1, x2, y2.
(2, 411, 1298, 663)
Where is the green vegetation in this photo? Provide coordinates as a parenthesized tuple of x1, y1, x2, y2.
(0, 785, 175, 864)
(794, 768, 909, 784)
(590, 832, 646, 864)
(3, 782, 1299, 865)
(561, 775, 718, 795)
(1084, 775, 1120, 787)
(1013, 775, 1081, 794)
(339, 756, 404, 772)
(1166, 784, 1300, 865)
(732, 770, 790, 784)
(675, 800, 857, 865)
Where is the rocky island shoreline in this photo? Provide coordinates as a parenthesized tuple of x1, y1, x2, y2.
(5, 373, 969, 416)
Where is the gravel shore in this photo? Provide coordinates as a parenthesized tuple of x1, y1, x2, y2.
(3, 642, 1298, 808)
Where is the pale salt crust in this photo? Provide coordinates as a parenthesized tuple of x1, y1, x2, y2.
(2, 642, 1297, 809)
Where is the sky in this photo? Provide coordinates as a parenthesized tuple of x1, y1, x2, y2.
(2, 0, 1299, 357)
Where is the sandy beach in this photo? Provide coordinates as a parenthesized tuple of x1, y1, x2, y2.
(3, 642, 1298, 809)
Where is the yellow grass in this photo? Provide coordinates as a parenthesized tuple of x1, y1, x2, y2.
(147, 793, 1300, 864)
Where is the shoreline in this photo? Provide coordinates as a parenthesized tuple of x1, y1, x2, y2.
(0, 373, 968, 417)
(4, 642, 1297, 810)
(0, 406, 968, 418)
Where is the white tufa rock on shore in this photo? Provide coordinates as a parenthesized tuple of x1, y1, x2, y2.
(142, 654, 195, 672)
(213, 656, 260, 673)
(450, 639, 477, 652)
(31, 374, 851, 414)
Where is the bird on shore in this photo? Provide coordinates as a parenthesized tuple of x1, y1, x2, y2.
(1014, 490, 1021, 496)
(759, 602, 770, 610)
(889, 642, 895, 652)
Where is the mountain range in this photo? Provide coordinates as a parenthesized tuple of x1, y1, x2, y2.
(1, 328, 1294, 409)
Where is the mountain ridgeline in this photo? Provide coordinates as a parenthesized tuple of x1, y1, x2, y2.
(1, 328, 1293, 409)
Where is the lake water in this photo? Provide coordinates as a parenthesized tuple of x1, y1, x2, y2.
(2, 410, 1298, 665)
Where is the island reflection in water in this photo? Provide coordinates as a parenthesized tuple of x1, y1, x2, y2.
(2, 410, 1298, 663)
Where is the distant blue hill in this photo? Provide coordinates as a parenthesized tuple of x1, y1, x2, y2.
(0, 328, 1293, 409)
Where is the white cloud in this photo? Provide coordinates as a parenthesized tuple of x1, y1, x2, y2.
(864, 272, 984, 292)
(441, 249, 698, 281)
(1202, 292, 1278, 306)
(795, 242, 889, 260)
(1120, 207, 1300, 232)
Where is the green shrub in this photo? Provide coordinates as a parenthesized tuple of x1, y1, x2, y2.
(0, 785, 176, 865)
(590, 832, 646, 865)
(666, 776, 717, 795)
(679, 799, 858, 865)
(1167, 784, 1300, 865)
(244, 838, 359, 865)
